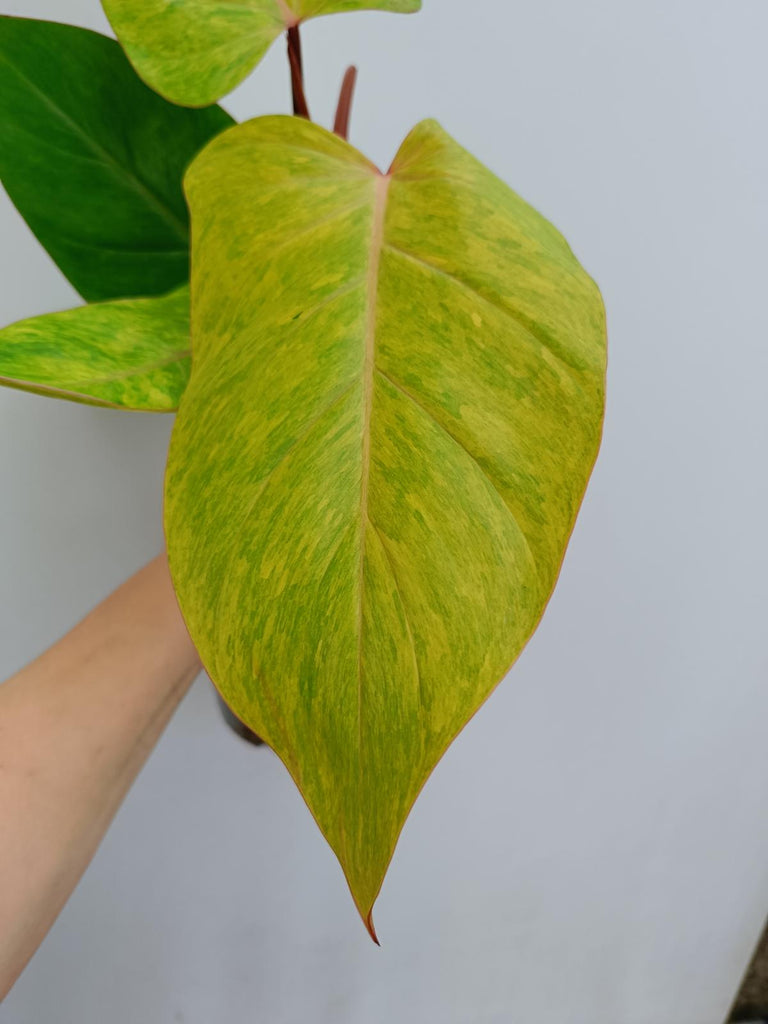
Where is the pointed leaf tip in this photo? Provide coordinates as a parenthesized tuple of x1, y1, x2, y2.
(365, 911, 381, 946)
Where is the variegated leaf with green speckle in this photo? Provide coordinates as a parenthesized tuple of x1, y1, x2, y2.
(165, 116, 606, 933)
(102, 0, 421, 107)
(0, 287, 189, 410)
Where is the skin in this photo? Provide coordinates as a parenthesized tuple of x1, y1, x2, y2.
(0, 555, 200, 1000)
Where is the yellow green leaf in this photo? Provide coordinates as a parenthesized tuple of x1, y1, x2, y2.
(165, 116, 606, 933)
(0, 287, 189, 410)
(102, 0, 421, 107)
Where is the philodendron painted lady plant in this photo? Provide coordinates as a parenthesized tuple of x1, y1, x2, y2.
(0, 3, 606, 939)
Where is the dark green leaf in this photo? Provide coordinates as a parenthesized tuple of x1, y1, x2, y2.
(0, 17, 233, 302)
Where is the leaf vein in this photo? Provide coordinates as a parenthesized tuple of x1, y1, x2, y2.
(0, 53, 189, 243)
(375, 367, 540, 585)
(225, 380, 358, 557)
(382, 242, 582, 376)
(262, 199, 370, 260)
(79, 349, 190, 388)
(357, 175, 391, 769)
(366, 514, 425, 717)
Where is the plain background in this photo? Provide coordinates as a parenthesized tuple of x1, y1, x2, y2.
(1, 1, 767, 1021)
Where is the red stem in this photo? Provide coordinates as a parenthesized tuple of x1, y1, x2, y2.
(333, 66, 358, 141)
(287, 26, 310, 120)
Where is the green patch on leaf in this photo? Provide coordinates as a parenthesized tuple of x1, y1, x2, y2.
(102, 0, 421, 107)
(0, 16, 232, 302)
(165, 115, 606, 933)
(0, 286, 190, 410)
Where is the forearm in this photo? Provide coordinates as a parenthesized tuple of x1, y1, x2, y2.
(0, 555, 200, 999)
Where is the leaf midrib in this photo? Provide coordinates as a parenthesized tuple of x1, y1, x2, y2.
(0, 347, 188, 395)
(355, 172, 545, 755)
(356, 173, 391, 761)
(0, 52, 189, 244)
(80, 348, 190, 387)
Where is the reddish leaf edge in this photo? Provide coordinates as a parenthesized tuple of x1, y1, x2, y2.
(163, 119, 608, 943)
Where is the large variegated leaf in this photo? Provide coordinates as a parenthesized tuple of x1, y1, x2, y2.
(0, 17, 232, 302)
(165, 116, 606, 932)
(0, 287, 189, 410)
(102, 0, 421, 107)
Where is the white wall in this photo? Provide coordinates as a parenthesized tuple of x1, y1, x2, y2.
(1, 2, 767, 1022)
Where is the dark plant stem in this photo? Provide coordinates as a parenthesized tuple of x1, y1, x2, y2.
(287, 25, 310, 120)
(217, 694, 265, 747)
(333, 66, 358, 141)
